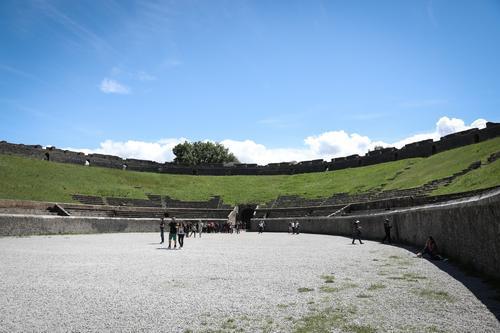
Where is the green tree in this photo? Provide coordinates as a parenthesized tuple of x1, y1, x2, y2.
(172, 141, 239, 165)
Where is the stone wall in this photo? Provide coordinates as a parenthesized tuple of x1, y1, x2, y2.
(0, 215, 228, 236)
(249, 188, 500, 279)
(1, 122, 499, 176)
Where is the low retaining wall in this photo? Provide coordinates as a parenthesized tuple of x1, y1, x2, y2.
(0, 215, 227, 236)
(250, 189, 500, 279)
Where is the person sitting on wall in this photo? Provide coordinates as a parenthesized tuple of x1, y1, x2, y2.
(417, 236, 444, 260)
(352, 220, 363, 244)
(381, 218, 392, 244)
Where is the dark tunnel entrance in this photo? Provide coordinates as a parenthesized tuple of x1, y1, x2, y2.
(238, 205, 257, 229)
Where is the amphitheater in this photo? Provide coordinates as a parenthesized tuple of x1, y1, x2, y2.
(1, 123, 500, 332)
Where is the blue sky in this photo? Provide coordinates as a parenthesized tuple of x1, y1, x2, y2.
(1, 0, 499, 164)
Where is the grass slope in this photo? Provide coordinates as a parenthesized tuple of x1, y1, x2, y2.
(0, 137, 498, 204)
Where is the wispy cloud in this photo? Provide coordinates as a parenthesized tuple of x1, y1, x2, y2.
(70, 117, 488, 165)
(137, 71, 156, 81)
(37, 0, 115, 54)
(0, 64, 47, 85)
(100, 78, 130, 94)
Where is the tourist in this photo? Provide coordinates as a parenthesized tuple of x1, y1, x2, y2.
(189, 222, 197, 238)
(288, 221, 293, 234)
(417, 236, 443, 260)
(258, 220, 265, 233)
(382, 218, 392, 244)
(197, 220, 203, 238)
(178, 221, 186, 249)
(168, 217, 178, 249)
(295, 221, 300, 235)
(159, 218, 165, 244)
(352, 220, 363, 244)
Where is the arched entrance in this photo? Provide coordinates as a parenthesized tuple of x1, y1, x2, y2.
(238, 204, 257, 229)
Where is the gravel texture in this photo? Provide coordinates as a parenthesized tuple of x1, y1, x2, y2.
(0, 232, 499, 333)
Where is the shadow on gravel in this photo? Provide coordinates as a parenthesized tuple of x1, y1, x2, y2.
(383, 242, 500, 321)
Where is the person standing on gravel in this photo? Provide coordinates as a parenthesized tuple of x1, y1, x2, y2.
(352, 220, 363, 244)
(197, 220, 203, 238)
(295, 221, 300, 234)
(382, 218, 392, 244)
(258, 220, 265, 233)
(160, 218, 165, 244)
(168, 217, 178, 249)
(177, 221, 186, 249)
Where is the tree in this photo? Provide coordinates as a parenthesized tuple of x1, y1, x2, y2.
(172, 141, 239, 165)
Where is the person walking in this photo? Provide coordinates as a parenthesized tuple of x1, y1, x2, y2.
(178, 221, 186, 249)
(382, 218, 392, 244)
(258, 220, 265, 234)
(160, 218, 165, 244)
(168, 217, 178, 249)
(352, 220, 363, 244)
(295, 221, 300, 235)
(288, 221, 293, 234)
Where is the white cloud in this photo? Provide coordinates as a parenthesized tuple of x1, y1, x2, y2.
(137, 71, 156, 81)
(99, 78, 130, 94)
(68, 117, 488, 165)
(67, 138, 186, 163)
(392, 116, 487, 148)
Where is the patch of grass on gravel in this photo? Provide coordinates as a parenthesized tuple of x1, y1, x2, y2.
(221, 318, 237, 330)
(343, 324, 377, 333)
(388, 272, 427, 282)
(320, 274, 335, 283)
(342, 282, 359, 289)
(293, 307, 347, 333)
(298, 287, 314, 293)
(320, 285, 340, 293)
(367, 283, 386, 291)
(414, 289, 455, 302)
(356, 293, 373, 298)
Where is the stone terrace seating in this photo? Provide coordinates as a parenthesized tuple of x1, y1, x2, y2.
(254, 204, 345, 218)
(272, 195, 325, 208)
(62, 203, 234, 219)
(146, 194, 163, 207)
(164, 196, 221, 209)
(72, 194, 105, 205)
(106, 197, 161, 207)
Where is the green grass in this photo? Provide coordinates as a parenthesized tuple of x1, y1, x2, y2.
(433, 158, 500, 195)
(367, 283, 386, 291)
(320, 274, 336, 283)
(414, 289, 455, 302)
(384, 136, 500, 190)
(0, 137, 498, 204)
(298, 287, 314, 293)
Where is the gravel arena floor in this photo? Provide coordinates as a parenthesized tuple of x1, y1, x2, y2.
(1, 232, 499, 333)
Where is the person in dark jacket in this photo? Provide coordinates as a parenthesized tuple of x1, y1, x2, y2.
(160, 218, 165, 244)
(352, 220, 363, 244)
(382, 218, 392, 244)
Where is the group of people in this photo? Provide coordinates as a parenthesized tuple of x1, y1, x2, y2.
(352, 218, 444, 260)
(288, 221, 300, 234)
(160, 216, 205, 249)
(351, 218, 392, 245)
(159, 215, 244, 249)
